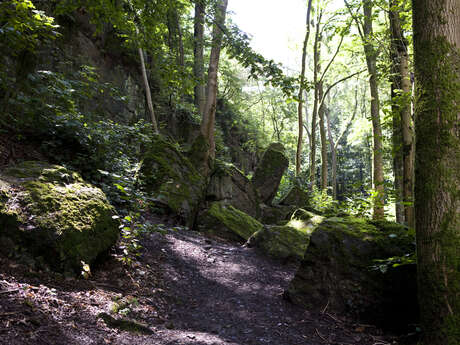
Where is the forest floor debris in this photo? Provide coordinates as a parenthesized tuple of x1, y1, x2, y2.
(0, 215, 417, 345)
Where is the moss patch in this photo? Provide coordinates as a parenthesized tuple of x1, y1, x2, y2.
(0, 161, 119, 272)
(279, 185, 310, 207)
(198, 202, 263, 242)
(286, 216, 417, 329)
(140, 135, 206, 226)
(248, 224, 311, 260)
(252, 142, 289, 204)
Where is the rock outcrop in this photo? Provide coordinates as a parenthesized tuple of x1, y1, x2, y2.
(197, 202, 263, 242)
(0, 161, 119, 272)
(207, 161, 260, 218)
(252, 143, 289, 205)
(259, 204, 296, 225)
(140, 135, 206, 226)
(279, 185, 310, 208)
(286, 216, 417, 330)
(248, 210, 324, 260)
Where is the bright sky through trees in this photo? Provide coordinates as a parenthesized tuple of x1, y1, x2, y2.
(228, 0, 343, 71)
(228, 0, 306, 70)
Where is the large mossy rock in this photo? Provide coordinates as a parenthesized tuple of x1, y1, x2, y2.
(140, 135, 206, 226)
(0, 161, 119, 272)
(248, 212, 324, 260)
(279, 185, 310, 208)
(197, 202, 263, 242)
(207, 161, 260, 218)
(252, 143, 289, 205)
(286, 216, 418, 330)
(259, 203, 296, 225)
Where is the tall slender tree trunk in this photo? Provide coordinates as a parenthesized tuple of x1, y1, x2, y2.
(194, 0, 205, 117)
(326, 110, 337, 198)
(138, 47, 158, 133)
(413, 1, 460, 344)
(296, 0, 313, 177)
(390, 0, 413, 225)
(326, 86, 358, 199)
(318, 82, 328, 190)
(200, 0, 228, 174)
(363, 0, 384, 219)
(309, 13, 322, 189)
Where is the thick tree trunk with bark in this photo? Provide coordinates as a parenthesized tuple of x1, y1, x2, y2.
(413, 1, 460, 344)
(200, 0, 228, 174)
(296, 0, 313, 177)
(194, 0, 205, 117)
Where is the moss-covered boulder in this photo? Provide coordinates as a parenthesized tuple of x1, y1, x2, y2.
(252, 143, 289, 205)
(279, 185, 310, 208)
(286, 216, 418, 330)
(197, 202, 263, 242)
(248, 210, 324, 260)
(207, 161, 260, 218)
(259, 203, 296, 225)
(140, 135, 206, 226)
(0, 161, 119, 272)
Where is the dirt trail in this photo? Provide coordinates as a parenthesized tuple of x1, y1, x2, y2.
(0, 223, 399, 345)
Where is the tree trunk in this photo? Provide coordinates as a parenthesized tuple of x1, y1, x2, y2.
(296, 0, 313, 177)
(390, 0, 413, 225)
(167, 7, 184, 67)
(413, 1, 460, 344)
(138, 47, 158, 133)
(309, 12, 322, 189)
(326, 110, 337, 198)
(326, 85, 358, 199)
(318, 81, 327, 190)
(176, 15, 185, 68)
(389, 1, 404, 224)
(194, 0, 205, 116)
(200, 0, 228, 173)
(363, 0, 384, 219)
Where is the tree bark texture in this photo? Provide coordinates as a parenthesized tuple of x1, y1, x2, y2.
(200, 0, 228, 172)
(138, 47, 158, 133)
(194, 0, 205, 117)
(296, 0, 313, 177)
(309, 12, 322, 189)
(390, 0, 413, 226)
(363, 0, 384, 219)
(413, 0, 460, 344)
(319, 81, 328, 190)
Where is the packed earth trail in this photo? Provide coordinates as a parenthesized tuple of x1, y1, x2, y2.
(0, 218, 406, 345)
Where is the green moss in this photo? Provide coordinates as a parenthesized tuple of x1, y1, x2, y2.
(412, 33, 460, 344)
(253, 143, 289, 185)
(4, 161, 82, 184)
(140, 135, 205, 226)
(0, 161, 119, 272)
(188, 133, 210, 172)
(252, 142, 289, 204)
(204, 202, 263, 241)
(260, 204, 296, 225)
(279, 185, 310, 207)
(249, 224, 310, 260)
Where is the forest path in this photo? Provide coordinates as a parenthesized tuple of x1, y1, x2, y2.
(0, 219, 397, 345)
(133, 225, 390, 345)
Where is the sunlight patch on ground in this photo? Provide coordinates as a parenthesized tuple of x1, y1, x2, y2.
(158, 329, 240, 345)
